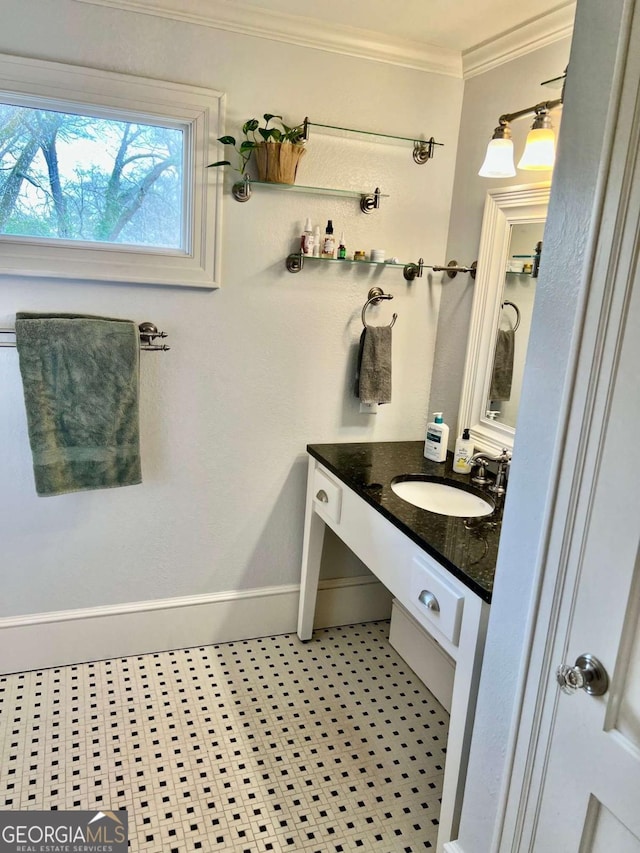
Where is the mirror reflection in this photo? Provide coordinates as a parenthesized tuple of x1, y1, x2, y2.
(486, 222, 545, 429)
(458, 182, 550, 456)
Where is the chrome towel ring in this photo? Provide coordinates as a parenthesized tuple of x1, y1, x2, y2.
(362, 287, 397, 328)
(501, 300, 521, 332)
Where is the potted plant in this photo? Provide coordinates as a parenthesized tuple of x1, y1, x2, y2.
(209, 114, 307, 185)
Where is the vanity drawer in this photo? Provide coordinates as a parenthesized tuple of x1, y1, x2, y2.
(312, 466, 342, 525)
(409, 553, 464, 646)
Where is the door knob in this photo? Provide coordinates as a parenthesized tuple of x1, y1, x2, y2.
(315, 489, 329, 503)
(556, 653, 609, 696)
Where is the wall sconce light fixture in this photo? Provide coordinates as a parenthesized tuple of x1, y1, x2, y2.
(479, 91, 563, 178)
(517, 108, 556, 170)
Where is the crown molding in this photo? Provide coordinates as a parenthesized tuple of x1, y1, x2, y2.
(463, 3, 576, 79)
(73, 0, 463, 77)
(74, 0, 575, 80)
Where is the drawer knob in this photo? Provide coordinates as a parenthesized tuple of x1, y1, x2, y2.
(418, 589, 440, 612)
(315, 489, 329, 503)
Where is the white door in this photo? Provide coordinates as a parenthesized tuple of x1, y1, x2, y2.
(531, 253, 640, 850)
(498, 5, 640, 844)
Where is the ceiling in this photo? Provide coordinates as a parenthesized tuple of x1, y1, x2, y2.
(75, 0, 576, 77)
(240, 0, 572, 54)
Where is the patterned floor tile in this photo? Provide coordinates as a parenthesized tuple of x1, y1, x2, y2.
(0, 621, 448, 851)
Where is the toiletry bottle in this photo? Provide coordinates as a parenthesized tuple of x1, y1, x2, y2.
(312, 225, 321, 257)
(532, 240, 542, 277)
(301, 218, 313, 255)
(453, 428, 474, 474)
(322, 220, 335, 259)
(337, 232, 346, 259)
(423, 412, 449, 462)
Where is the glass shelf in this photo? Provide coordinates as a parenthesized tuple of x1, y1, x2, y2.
(286, 251, 424, 280)
(541, 72, 566, 90)
(231, 179, 387, 213)
(285, 253, 478, 281)
(300, 255, 405, 268)
(301, 119, 442, 165)
(306, 120, 444, 148)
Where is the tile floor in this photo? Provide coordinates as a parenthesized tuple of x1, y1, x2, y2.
(0, 621, 449, 852)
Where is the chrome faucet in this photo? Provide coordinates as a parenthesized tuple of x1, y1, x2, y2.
(470, 448, 512, 496)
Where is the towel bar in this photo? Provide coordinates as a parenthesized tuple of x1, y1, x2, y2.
(0, 321, 170, 351)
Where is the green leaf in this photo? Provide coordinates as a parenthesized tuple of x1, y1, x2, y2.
(207, 160, 231, 167)
(243, 119, 259, 133)
(263, 113, 282, 124)
(217, 135, 236, 146)
(239, 140, 257, 151)
(271, 129, 283, 142)
(258, 128, 273, 142)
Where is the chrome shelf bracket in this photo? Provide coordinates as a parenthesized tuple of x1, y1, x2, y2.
(286, 252, 304, 273)
(231, 177, 252, 202)
(360, 187, 382, 214)
(413, 137, 436, 165)
(403, 258, 424, 281)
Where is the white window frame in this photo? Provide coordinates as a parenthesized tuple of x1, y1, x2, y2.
(0, 53, 224, 288)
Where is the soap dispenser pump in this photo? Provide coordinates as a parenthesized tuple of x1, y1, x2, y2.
(424, 412, 449, 462)
(453, 427, 474, 473)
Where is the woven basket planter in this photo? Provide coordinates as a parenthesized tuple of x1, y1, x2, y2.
(254, 142, 306, 184)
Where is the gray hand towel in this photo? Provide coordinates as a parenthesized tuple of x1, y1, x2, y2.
(490, 328, 515, 402)
(355, 325, 392, 405)
(15, 312, 142, 497)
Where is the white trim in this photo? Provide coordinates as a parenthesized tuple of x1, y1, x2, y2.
(74, 0, 575, 79)
(73, 0, 461, 77)
(463, 3, 576, 79)
(457, 182, 550, 455)
(315, 574, 392, 629)
(443, 842, 467, 853)
(0, 53, 224, 288)
(0, 575, 391, 673)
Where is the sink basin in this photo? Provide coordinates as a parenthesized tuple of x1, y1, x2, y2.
(391, 477, 494, 517)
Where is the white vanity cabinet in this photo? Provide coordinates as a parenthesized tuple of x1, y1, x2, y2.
(298, 455, 490, 852)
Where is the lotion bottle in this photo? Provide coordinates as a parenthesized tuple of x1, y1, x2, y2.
(424, 412, 449, 462)
(322, 219, 335, 259)
(453, 427, 474, 473)
(301, 217, 313, 254)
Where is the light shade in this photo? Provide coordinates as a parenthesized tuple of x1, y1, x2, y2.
(517, 126, 556, 170)
(478, 138, 516, 178)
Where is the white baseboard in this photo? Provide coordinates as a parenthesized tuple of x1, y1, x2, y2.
(443, 841, 465, 853)
(0, 575, 392, 673)
(315, 574, 392, 629)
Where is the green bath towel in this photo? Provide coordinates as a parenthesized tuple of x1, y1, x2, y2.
(15, 313, 142, 497)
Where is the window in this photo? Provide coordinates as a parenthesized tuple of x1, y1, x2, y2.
(0, 54, 224, 288)
(0, 106, 185, 249)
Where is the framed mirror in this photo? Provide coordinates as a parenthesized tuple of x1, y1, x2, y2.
(458, 182, 550, 455)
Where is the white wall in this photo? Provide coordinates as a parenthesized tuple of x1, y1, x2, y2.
(0, 0, 462, 619)
(429, 37, 572, 443)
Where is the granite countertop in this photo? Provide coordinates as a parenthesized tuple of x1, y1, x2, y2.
(307, 441, 504, 603)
